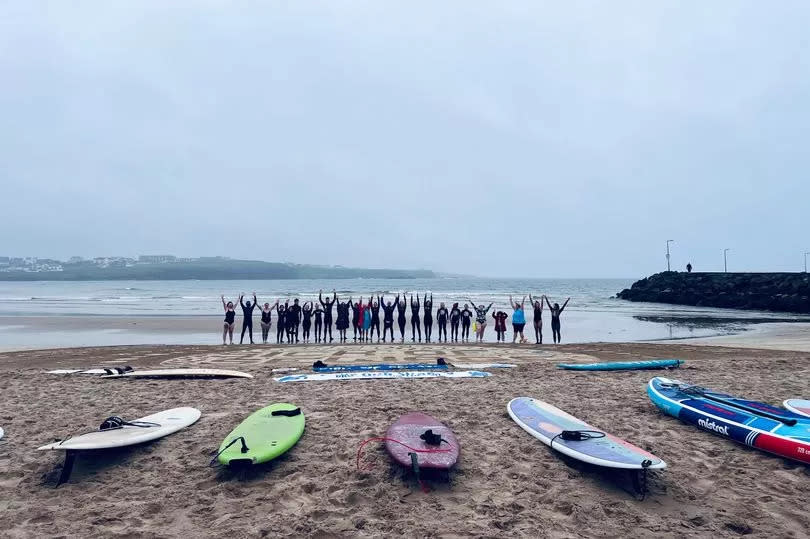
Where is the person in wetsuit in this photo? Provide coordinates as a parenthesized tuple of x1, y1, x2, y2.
(436, 302, 449, 342)
(468, 300, 493, 343)
(396, 294, 407, 342)
(449, 303, 461, 342)
(288, 299, 302, 343)
(313, 303, 324, 343)
(410, 294, 421, 342)
(460, 304, 473, 341)
(239, 292, 258, 344)
(276, 302, 287, 344)
(284, 300, 297, 343)
(361, 297, 372, 342)
(380, 294, 398, 342)
(492, 310, 508, 342)
(545, 296, 570, 344)
(351, 298, 360, 342)
(301, 301, 313, 342)
(260, 301, 275, 344)
(529, 294, 544, 344)
(319, 290, 336, 342)
(423, 293, 434, 342)
(509, 295, 528, 343)
(335, 295, 351, 342)
(221, 295, 237, 345)
(369, 296, 382, 342)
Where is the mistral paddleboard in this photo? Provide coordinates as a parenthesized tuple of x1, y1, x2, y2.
(216, 403, 305, 466)
(558, 359, 683, 371)
(784, 399, 810, 418)
(275, 370, 491, 383)
(102, 369, 252, 379)
(313, 362, 448, 373)
(508, 397, 666, 470)
(385, 412, 459, 470)
(648, 377, 810, 464)
(38, 407, 201, 451)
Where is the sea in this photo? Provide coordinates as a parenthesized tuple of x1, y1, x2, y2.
(0, 278, 807, 349)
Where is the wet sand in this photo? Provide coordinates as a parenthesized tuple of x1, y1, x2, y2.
(1, 342, 809, 538)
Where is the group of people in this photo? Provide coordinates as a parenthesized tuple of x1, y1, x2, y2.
(220, 290, 571, 346)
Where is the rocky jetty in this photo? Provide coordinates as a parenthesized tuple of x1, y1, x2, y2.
(617, 272, 810, 314)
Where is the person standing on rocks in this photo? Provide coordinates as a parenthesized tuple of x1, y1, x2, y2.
(687, 263, 693, 273)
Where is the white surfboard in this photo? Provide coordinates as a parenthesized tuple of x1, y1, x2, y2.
(101, 369, 253, 379)
(783, 399, 810, 418)
(451, 363, 516, 369)
(38, 407, 201, 451)
(271, 367, 299, 373)
(274, 370, 491, 382)
(47, 367, 134, 375)
(0, 427, 4, 441)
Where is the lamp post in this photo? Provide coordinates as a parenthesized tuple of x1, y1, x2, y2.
(666, 240, 674, 272)
(724, 248, 730, 273)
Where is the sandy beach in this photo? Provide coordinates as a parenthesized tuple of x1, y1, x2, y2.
(1, 342, 810, 538)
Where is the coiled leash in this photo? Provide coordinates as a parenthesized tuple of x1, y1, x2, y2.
(549, 429, 605, 449)
(99, 416, 160, 431)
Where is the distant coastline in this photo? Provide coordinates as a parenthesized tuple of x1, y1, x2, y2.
(0, 256, 434, 281)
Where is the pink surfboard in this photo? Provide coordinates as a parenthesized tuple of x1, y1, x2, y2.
(384, 412, 459, 470)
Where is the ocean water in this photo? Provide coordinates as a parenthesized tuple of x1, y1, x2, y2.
(0, 278, 807, 348)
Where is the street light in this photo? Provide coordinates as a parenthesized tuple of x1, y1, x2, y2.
(666, 240, 674, 272)
(724, 248, 730, 273)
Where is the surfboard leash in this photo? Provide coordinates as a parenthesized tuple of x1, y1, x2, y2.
(355, 437, 454, 472)
(209, 436, 251, 467)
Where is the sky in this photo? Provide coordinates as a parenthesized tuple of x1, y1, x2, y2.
(1, 1, 809, 278)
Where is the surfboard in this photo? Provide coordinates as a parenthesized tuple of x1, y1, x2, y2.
(38, 407, 201, 451)
(216, 403, 305, 466)
(47, 367, 134, 375)
(385, 412, 459, 470)
(783, 399, 810, 418)
(0, 427, 4, 441)
(101, 369, 253, 379)
(507, 397, 666, 470)
(313, 362, 448, 372)
(648, 377, 810, 464)
(558, 359, 683, 371)
(275, 370, 491, 382)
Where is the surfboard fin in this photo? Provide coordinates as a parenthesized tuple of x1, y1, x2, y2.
(56, 450, 77, 487)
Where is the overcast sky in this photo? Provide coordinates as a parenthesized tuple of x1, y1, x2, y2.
(1, 2, 808, 278)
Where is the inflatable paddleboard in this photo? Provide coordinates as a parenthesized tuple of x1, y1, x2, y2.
(101, 369, 252, 379)
(385, 412, 459, 470)
(216, 403, 305, 466)
(784, 399, 810, 418)
(507, 397, 666, 470)
(648, 377, 810, 464)
(558, 359, 683, 371)
(38, 407, 201, 451)
(275, 370, 491, 382)
(313, 362, 448, 373)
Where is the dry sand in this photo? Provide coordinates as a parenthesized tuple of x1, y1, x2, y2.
(2, 342, 810, 538)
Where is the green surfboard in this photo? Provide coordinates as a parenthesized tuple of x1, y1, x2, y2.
(217, 403, 305, 466)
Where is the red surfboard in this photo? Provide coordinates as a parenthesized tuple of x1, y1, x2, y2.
(384, 412, 459, 470)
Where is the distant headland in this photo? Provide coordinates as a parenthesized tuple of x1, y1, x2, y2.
(0, 255, 435, 281)
(617, 271, 810, 314)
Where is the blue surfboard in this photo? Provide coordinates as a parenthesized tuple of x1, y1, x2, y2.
(313, 363, 449, 373)
(557, 359, 683, 371)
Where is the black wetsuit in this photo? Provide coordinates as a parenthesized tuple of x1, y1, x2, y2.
(423, 294, 433, 342)
(239, 295, 257, 344)
(313, 306, 323, 342)
(351, 303, 360, 340)
(410, 296, 421, 341)
(461, 308, 473, 340)
(301, 305, 313, 340)
(449, 306, 461, 341)
(336, 301, 351, 341)
(396, 298, 407, 340)
(319, 292, 336, 342)
(288, 303, 302, 343)
(436, 306, 448, 342)
(370, 299, 381, 341)
(260, 308, 272, 343)
(276, 305, 287, 343)
(381, 296, 398, 342)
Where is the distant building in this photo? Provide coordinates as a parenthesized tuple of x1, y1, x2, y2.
(138, 255, 177, 264)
